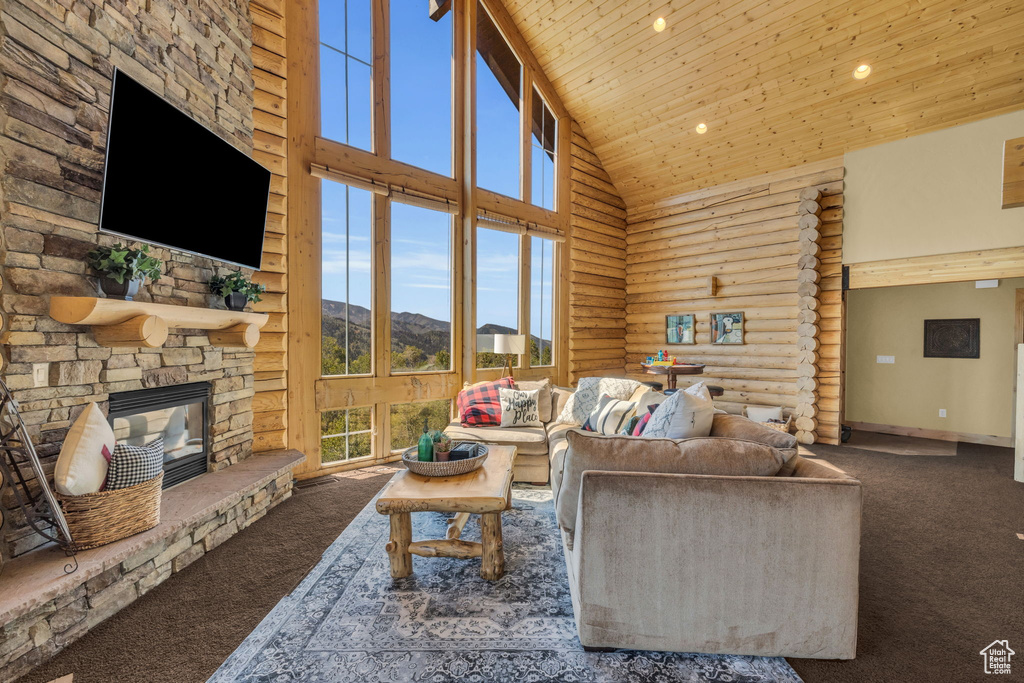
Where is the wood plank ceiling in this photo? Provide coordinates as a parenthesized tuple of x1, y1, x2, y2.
(499, 0, 1024, 209)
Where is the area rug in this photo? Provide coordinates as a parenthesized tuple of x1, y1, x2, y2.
(209, 486, 801, 683)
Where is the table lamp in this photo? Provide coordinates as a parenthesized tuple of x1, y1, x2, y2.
(493, 334, 526, 379)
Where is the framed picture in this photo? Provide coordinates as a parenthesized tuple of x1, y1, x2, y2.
(666, 314, 695, 344)
(711, 312, 744, 344)
(924, 318, 980, 358)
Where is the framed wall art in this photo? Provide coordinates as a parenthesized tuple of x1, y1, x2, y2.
(923, 318, 980, 358)
(666, 314, 695, 344)
(711, 312, 744, 345)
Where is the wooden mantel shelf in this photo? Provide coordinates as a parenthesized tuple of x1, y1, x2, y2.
(49, 296, 269, 349)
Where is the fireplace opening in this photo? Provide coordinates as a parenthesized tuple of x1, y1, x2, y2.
(108, 382, 211, 488)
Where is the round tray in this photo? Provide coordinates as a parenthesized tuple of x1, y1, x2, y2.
(402, 443, 488, 477)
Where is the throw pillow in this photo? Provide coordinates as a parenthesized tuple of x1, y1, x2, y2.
(631, 404, 660, 436)
(581, 395, 636, 435)
(106, 438, 164, 490)
(555, 377, 642, 426)
(621, 415, 642, 436)
(642, 382, 714, 439)
(499, 387, 543, 428)
(513, 378, 553, 422)
(744, 405, 785, 422)
(54, 403, 116, 496)
(457, 377, 514, 426)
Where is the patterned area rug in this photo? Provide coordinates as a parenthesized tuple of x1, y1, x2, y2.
(209, 486, 802, 682)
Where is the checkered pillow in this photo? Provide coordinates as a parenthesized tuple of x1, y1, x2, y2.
(457, 378, 514, 427)
(106, 438, 164, 490)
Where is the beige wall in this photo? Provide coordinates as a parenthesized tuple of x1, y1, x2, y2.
(846, 278, 1024, 439)
(844, 110, 1024, 264)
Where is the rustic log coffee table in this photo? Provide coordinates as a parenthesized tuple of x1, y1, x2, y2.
(375, 444, 515, 581)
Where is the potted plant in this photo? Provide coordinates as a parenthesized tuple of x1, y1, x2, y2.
(209, 270, 266, 312)
(432, 433, 453, 462)
(86, 243, 162, 301)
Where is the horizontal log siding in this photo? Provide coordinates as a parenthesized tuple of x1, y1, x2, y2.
(624, 160, 845, 444)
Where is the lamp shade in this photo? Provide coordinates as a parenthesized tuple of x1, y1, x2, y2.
(493, 334, 526, 355)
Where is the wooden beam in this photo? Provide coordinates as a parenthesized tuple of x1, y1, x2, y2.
(846, 246, 1024, 289)
(1004, 137, 1024, 209)
(316, 373, 462, 411)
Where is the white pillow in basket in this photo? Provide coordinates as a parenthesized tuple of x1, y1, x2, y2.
(54, 402, 116, 496)
(745, 405, 784, 422)
(499, 387, 543, 428)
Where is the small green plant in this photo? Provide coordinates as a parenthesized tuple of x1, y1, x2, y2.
(86, 243, 162, 284)
(209, 270, 266, 303)
(432, 433, 452, 452)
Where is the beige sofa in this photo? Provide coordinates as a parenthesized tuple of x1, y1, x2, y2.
(448, 381, 862, 659)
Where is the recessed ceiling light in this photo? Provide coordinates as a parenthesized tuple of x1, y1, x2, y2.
(653, 17, 667, 32)
(695, 123, 708, 134)
(853, 64, 872, 79)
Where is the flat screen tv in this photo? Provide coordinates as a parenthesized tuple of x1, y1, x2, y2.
(99, 69, 270, 270)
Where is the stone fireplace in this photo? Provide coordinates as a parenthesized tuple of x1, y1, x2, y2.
(108, 382, 211, 488)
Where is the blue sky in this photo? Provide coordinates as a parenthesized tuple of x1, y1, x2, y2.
(318, 1, 553, 333)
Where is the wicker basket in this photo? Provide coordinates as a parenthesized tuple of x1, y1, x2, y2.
(402, 444, 488, 477)
(760, 416, 793, 433)
(56, 473, 163, 550)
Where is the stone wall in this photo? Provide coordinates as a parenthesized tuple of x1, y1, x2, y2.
(0, 462, 293, 683)
(0, 0, 258, 559)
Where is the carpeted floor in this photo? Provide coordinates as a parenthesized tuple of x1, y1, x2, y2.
(19, 466, 400, 683)
(19, 442, 1024, 682)
(790, 441, 1023, 683)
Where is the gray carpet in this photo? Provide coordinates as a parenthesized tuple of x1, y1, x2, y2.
(209, 486, 801, 683)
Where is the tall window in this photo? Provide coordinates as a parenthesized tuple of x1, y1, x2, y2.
(390, 203, 453, 373)
(320, 0, 372, 149)
(531, 88, 556, 210)
(475, 227, 520, 368)
(322, 181, 373, 376)
(530, 236, 555, 366)
(390, 399, 453, 452)
(321, 407, 373, 463)
(475, 3, 521, 198)
(390, 1, 453, 176)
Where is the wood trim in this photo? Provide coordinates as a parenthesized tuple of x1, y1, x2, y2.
(1003, 137, 1024, 210)
(846, 421, 1012, 448)
(846, 247, 1024, 289)
(315, 138, 459, 202)
(477, 188, 560, 230)
(316, 373, 463, 411)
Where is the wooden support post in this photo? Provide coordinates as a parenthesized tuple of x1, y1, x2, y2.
(385, 512, 412, 578)
(479, 511, 505, 580)
(92, 315, 168, 348)
(409, 539, 482, 558)
(446, 511, 470, 539)
(794, 185, 824, 446)
(208, 323, 261, 348)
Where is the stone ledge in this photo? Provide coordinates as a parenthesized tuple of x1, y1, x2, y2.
(0, 450, 303, 626)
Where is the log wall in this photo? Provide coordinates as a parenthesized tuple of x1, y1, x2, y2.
(568, 123, 628, 382)
(250, 0, 289, 453)
(623, 159, 845, 444)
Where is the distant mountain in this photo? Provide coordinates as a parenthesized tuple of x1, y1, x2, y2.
(321, 299, 550, 360)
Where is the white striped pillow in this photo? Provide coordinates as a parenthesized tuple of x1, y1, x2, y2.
(582, 395, 637, 435)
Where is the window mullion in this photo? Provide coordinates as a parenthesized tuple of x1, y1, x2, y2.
(520, 233, 531, 371)
(372, 0, 390, 158)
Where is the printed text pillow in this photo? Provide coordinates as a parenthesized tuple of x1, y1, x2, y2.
(499, 388, 542, 428)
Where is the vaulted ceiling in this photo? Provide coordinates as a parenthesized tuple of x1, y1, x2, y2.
(500, 0, 1024, 209)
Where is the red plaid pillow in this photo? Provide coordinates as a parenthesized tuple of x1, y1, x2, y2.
(458, 377, 514, 426)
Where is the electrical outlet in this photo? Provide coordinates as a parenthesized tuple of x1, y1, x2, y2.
(876, 355, 895, 364)
(939, 409, 947, 418)
(32, 363, 48, 388)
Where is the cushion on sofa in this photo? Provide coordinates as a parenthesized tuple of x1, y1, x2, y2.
(556, 377, 642, 425)
(551, 386, 573, 424)
(444, 420, 549, 455)
(642, 382, 714, 439)
(556, 430, 788, 535)
(457, 377, 514, 426)
(582, 395, 636, 435)
(515, 378, 552, 422)
(547, 423, 576, 494)
(499, 387, 543, 428)
(711, 413, 797, 451)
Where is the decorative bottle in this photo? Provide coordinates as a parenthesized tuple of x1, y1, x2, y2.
(417, 419, 434, 462)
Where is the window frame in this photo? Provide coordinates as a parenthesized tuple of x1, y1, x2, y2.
(290, 0, 572, 478)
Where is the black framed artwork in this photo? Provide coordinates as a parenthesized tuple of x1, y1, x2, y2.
(923, 318, 980, 358)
